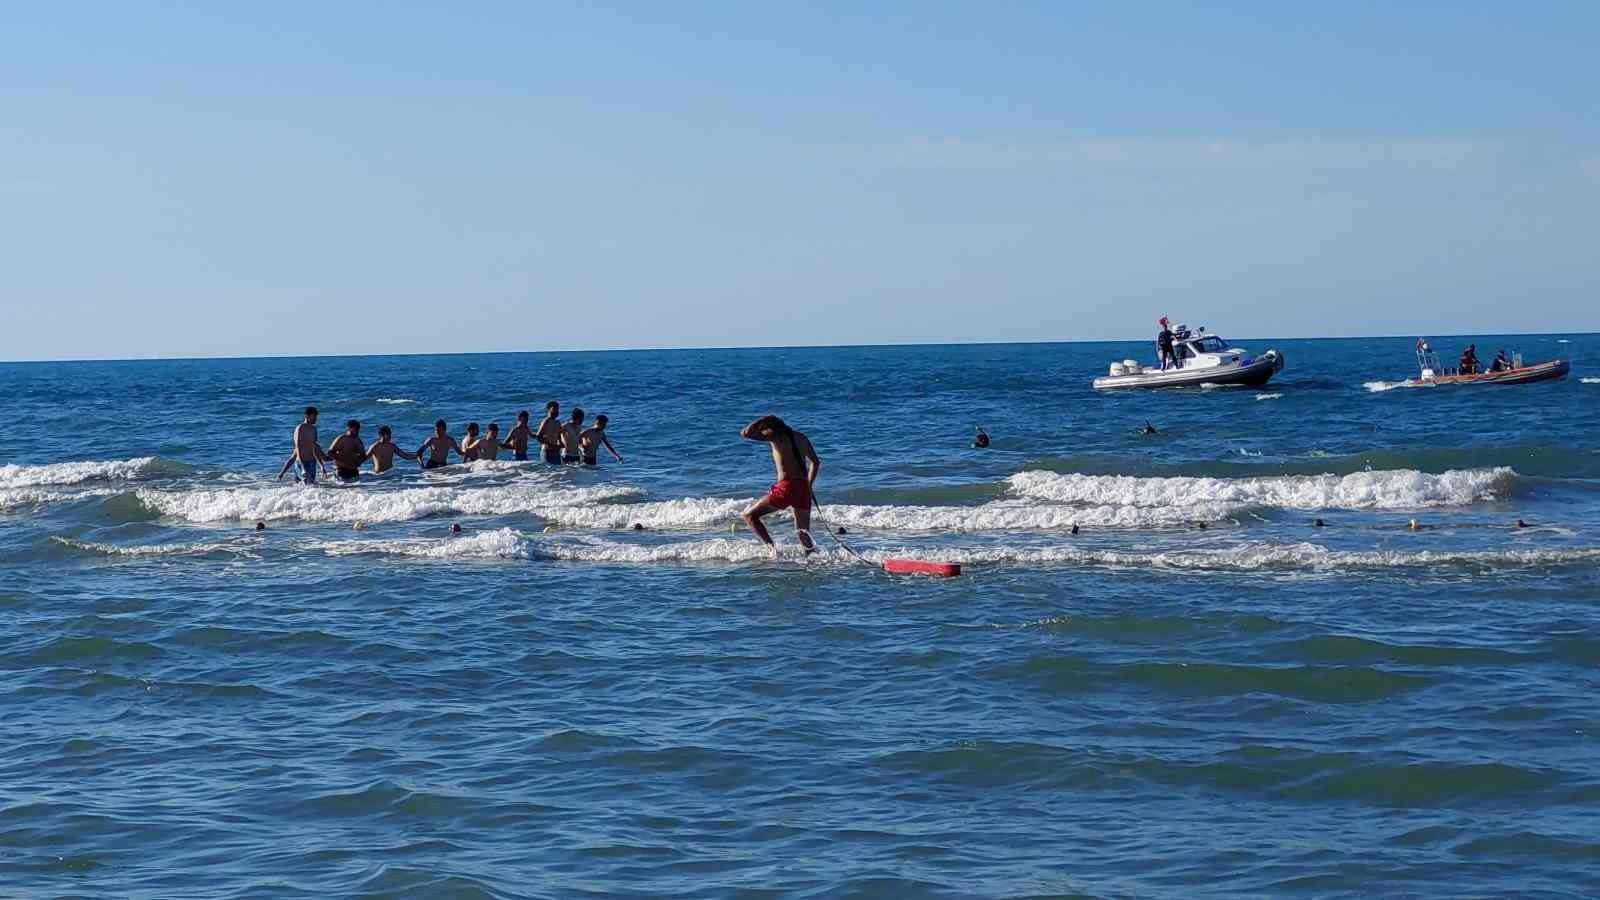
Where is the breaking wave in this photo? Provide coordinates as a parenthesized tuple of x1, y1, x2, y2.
(1582, 378, 1599, 385)
(1007, 468, 1512, 511)
(0, 456, 183, 488)
(377, 398, 417, 404)
(537, 498, 1228, 531)
(319, 530, 1600, 573)
(135, 482, 643, 524)
(1363, 380, 1421, 393)
(51, 537, 261, 558)
(1255, 392, 1283, 401)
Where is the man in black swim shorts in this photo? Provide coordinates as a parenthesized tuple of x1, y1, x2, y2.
(325, 419, 367, 483)
(417, 419, 463, 470)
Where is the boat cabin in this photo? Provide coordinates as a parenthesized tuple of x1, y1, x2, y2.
(1173, 334, 1249, 370)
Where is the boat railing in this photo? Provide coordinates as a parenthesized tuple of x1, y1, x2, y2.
(1415, 348, 1446, 378)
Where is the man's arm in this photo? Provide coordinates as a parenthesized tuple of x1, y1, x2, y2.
(394, 445, 417, 461)
(450, 438, 464, 458)
(741, 416, 777, 441)
(277, 453, 298, 481)
(602, 435, 623, 463)
(801, 433, 821, 485)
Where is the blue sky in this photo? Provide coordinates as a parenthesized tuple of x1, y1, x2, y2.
(2, 2, 1596, 360)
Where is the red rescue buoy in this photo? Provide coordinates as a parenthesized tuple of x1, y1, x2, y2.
(883, 559, 961, 578)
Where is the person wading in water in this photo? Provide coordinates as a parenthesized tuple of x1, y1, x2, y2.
(739, 415, 822, 558)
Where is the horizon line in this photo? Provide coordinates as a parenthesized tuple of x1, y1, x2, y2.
(1, 329, 1590, 366)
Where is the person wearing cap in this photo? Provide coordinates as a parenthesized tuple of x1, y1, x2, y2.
(1459, 344, 1480, 375)
(1156, 317, 1177, 370)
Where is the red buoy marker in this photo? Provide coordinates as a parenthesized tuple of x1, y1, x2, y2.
(883, 559, 961, 578)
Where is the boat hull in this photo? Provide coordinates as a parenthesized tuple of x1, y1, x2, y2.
(1407, 359, 1569, 387)
(1093, 350, 1284, 391)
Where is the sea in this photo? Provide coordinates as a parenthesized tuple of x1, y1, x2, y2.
(3, 334, 1598, 898)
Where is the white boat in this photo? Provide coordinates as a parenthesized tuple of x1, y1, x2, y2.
(1093, 331, 1285, 390)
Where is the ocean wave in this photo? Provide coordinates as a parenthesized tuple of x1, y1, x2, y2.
(51, 537, 259, 558)
(376, 398, 417, 404)
(319, 530, 1600, 573)
(1582, 377, 1599, 385)
(0, 487, 120, 511)
(1363, 380, 1421, 393)
(0, 456, 180, 488)
(1255, 392, 1283, 401)
(1006, 468, 1512, 511)
(537, 498, 1228, 531)
(135, 482, 642, 524)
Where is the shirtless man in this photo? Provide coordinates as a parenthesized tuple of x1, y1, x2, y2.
(416, 420, 464, 470)
(461, 422, 483, 461)
(535, 401, 564, 465)
(277, 406, 329, 484)
(474, 423, 503, 461)
(325, 420, 368, 482)
(560, 408, 586, 463)
(740, 414, 821, 556)
(364, 425, 417, 474)
(501, 411, 533, 461)
(580, 415, 623, 466)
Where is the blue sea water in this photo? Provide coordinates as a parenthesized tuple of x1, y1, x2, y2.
(2, 334, 1598, 898)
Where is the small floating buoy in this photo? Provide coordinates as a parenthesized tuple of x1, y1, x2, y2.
(884, 559, 961, 578)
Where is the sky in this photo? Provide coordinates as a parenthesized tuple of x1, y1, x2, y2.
(2, 2, 1597, 360)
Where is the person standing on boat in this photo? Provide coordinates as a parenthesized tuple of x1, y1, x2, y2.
(1459, 344, 1479, 375)
(1156, 317, 1177, 370)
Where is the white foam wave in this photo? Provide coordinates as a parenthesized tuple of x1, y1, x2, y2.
(881, 542, 1600, 573)
(377, 398, 417, 404)
(0, 457, 166, 488)
(1, 487, 119, 511)
(1582, 377, 1600, 384)
(537, 498, 1225, 531)
(1007, 468, 1512, 511)
(1363, 380, 1418, 393)
(136, 482, 642, 524)
(1255, 392, 1283, 400)
(320, 530, 1600, 573)
(52, 537, 257, 558)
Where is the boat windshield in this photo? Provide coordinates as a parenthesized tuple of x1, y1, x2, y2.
(1192, 336, 1230, 353)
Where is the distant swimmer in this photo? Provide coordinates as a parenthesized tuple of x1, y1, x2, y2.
(973, 427, 990, 449)
(278, 406, 329, 484)
(561, 408, 585, 463)
(502, 411, 532, 461)
(740, 414, 821, 557)
(326, 420, 368, 482)
(364, 425, 417, 474)
(417, 420, 464, 470)
(580, 414, 624, 465)
(1141, 421, 1159, 435)
(475, 423, 503, 461)
(536, 401, 564, 464)
(460, 422, 483, 461)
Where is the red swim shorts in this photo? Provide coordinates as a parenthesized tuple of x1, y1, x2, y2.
(764, 478, 812, 511)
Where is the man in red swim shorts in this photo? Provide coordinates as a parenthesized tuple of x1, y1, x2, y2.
(740, 414, 822, 557)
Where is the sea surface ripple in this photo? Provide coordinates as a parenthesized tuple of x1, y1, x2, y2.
(2, 336, 1599, 897)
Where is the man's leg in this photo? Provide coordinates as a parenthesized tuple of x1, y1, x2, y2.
(793, 503, 816, 552)
(741, 498, 781, 555)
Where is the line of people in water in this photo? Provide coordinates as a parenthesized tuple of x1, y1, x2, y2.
(281, 401, 623, 484)
(280, 404, 819, 558)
